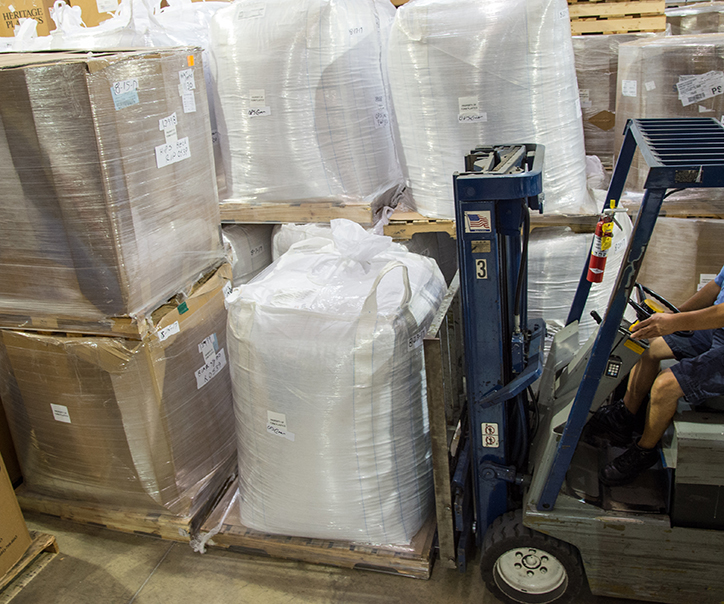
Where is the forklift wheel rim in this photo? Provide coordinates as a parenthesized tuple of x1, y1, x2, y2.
(493, 547, 568, 601)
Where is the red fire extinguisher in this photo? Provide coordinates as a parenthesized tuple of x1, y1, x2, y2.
(587, 212, 614, 283)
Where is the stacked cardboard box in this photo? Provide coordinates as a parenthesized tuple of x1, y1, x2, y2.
(0, 49, 236, 519)
(0, 454, 30, 577)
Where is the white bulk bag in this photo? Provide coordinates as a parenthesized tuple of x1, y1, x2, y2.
(227, 220, 446, 544)
(209, 0, 404, 205)
(388, 0, 594, 219)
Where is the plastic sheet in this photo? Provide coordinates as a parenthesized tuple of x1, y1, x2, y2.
(0, 265, 236, 516)
(387, 0, 594, 219)
(209, 0, 404, 206)
(615, 34, 724, 199)
(0, 49, 223, 323)
(528, 212, 633, 353)
(572, 33, 656, 165)
(227, 220, 446, 544)
(222, 224, 274, 286)
(666, 2, 724, 35)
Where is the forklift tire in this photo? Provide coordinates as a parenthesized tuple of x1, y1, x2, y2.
(480, 509, 585, 604)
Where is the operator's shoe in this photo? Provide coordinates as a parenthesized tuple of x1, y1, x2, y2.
(583, 398, 637, 447)
(599, 441, 660, 486)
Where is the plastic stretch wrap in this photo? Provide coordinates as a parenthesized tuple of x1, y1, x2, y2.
(615, 35, 724, 199)
(528, 213, 633, 352)
(387, 0, 593, 219)
(227, 220, 446, 544)
(0, 49, 223, 323)
(222, 224, 274, 286)
(572, 34, 655, 165)
(0, 265, 236, 515)
(209, 0, 404, 206)
(666, 2, 724, 35)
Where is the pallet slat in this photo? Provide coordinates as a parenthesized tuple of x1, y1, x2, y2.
(383, 211, 456, 241)
(568, 0, 664, 17)
(0, 532, 57, 594)
(571, 14, 665, 34)
(200, 480, 436, 579)
(220, 201, 377, 226)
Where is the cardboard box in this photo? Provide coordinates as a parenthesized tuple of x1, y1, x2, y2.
(637, 218, 724, 307)
(0, 397, 21, 485)
(0, 454, 31, 577)
(0, 49, 223, 326)
(0, 264, 236, 517)
(0, 0, 57, 37)
(69, 0, 114, 27)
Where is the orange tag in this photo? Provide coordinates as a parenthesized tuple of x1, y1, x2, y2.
(187, 55, 195, 67)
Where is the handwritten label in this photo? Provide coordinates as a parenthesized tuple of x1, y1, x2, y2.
(247, 107, 271, 118)
(645, 80, 656, 92)
(250, 244, 265, 257)
(349, 26, 363, 35)
(676, 71, 724, 107)
(111, 79, 139, 110)
(179, 69, 195, 92)
(238, 3, 265, 19)
(458, 96, 487, 123)
(223, 281, 233, 298)
(621, 80, 637, 98)
(198, 334, 219, 364)
(159, 112, 178, 131)
(51, 403, 71, 423)
(266, 410, 295, 441)
(373, 110, 389, 129)
(157, 321, 180, 342)
(195, 349, 227, 389)
(155, 137, 191, 169)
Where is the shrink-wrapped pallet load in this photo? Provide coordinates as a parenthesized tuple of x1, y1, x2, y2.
(209, 0, 404, 207)
(572, 33, 656, 165)
(0, 265, 236, 516)
(388, 0, 594, 219)
(0, 49, 223, 325)
(615, 35, 724, 202)
(227, 220, 446, 544)
(666, 2, 724, 34)
(222, 224, 274, 286)
(528, 213, 633, 352)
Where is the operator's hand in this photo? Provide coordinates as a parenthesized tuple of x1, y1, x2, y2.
(630, 312, 677, 340)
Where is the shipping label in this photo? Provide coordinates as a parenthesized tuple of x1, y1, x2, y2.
(676, 71, 724, 107)
(111, 79, 139, 110)
(195, 348, 227, 389)
(155, 137, 191, 169)
(621, 80, 637, 98)
(458, 96, 487, 123)
(198, 334, 219, 364)
(266, 410, 295, 441)
(157, 321, 180, 342)
(51, 403, 71, 424)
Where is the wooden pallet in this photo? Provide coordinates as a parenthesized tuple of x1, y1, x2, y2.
(199, 480, 437, 579)
(622, 197, 724, 219)
(0, 532, 58, 596)
(568, 0, 666, 34)
(15, 471, 234, 543)
(383, 211, 456, 241)
(220, 201, 378, 226)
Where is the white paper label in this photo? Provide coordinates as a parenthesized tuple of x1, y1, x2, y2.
(699, 273, 717, 290)
(579, 89, 591, 108)
(247, 107, 271, 118)
(157, 321, 180, 342)
(195, 348, 227, 389)
(238, 3, 265, 19)
(373, 110, 389, 129)
(700, 105, 714, 113)
(198, 333, 219, 364)
(182, 91, 196, 114)
(110, 79, 139, 110)
(159, 112, 177, 131)
(266, 411, 295, 441)
(223, 281, 233, 298)
(676, 71, 724, 107)
(250, 89, 266, 108)
(96, 0, 118, 12)
(575, 96, 582, 118)
(458, 96, 487, 123)
(645, 80, 656, 92)
(614, 237, 627, 254)
(408, 327, 427, 352)
(51, 404, 71, 424)
(179, 69, 195, 92)
(155, 137, 191, 169)
(163, 124, 178, 143)
(622, 80, 638, 98)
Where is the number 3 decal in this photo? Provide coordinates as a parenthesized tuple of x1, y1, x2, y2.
(476, 259, 488, 279)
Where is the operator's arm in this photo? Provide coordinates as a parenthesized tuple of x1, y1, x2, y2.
(631, 280, 724, 340)
(677, 279, 721, 312)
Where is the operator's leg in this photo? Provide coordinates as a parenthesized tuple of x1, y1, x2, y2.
(623, 337, 675, 415)
(638, 369, 683, 449)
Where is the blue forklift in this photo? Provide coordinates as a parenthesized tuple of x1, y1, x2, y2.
(454, 118, 724, 603)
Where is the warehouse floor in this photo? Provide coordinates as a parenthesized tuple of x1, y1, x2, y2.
(5, 512, 654, 604)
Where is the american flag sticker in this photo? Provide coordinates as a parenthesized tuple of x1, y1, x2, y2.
(465, 211, 492, 233)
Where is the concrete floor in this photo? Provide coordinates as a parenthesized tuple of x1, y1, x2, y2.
(3, 512, 656, 604)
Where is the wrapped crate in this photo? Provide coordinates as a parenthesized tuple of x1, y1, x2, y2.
(0, 265, 236, 517)
(573, 33, 656, 164)
(615, 34, 724, 203)
(0, 49, 223, 325)
(666, 1, 724, 34)
(388, 0, 593, 219)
